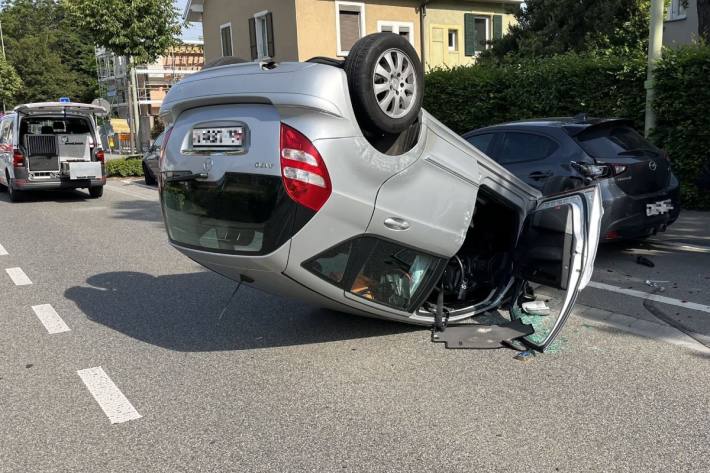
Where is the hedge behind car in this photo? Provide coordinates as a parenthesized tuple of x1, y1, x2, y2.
(106, 158, 144, 177)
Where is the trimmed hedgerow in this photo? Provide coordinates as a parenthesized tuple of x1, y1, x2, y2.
(105, 158, 144, 177)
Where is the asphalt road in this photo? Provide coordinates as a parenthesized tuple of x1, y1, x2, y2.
(1, 180, 709, 472)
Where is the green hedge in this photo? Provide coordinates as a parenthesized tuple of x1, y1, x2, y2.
(653, 45, 710, 209)
(424, 47, 710, 209)
(106, 158, 144, 177)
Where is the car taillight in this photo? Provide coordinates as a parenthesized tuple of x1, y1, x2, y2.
(95, 149, 105, 162)
(158, 126, 174, 184)
(12, 149, 24, 167)
(280, 123, 331, 211)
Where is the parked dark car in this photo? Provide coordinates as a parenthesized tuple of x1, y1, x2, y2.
(462, 117, 681, 241)
(141, 130, 165, 185)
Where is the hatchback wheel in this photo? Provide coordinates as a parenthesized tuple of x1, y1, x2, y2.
(144, 164, 157, 186)
(344, 33, 424, 135)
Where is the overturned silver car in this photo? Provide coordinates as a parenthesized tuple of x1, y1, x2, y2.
(158, 34, 602, 351)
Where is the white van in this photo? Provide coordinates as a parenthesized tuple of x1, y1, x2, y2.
(0, 102, 107, 202)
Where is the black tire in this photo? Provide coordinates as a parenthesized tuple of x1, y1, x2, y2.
(88, 186, 104, 199)
(344, 32, 424, 135)
(144, 164, 157, 186)
(542, 176, 582, 196)
(7, 178, 22, 202)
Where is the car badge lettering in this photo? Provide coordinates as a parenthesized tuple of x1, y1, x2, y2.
(255, 162, 273, 169)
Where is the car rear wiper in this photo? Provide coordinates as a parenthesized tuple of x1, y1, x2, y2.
(164, 172, 208, 183)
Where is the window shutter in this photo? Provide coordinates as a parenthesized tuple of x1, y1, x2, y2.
(464, 13, 477, 56)
(266, 12, 275, 58)
(493, 15, 503, 40)
(248, 17, 258, 60)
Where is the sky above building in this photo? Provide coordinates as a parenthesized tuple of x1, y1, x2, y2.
(176, 0, 203, 41)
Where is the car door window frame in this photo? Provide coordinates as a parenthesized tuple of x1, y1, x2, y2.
(510, 186, 601, 351)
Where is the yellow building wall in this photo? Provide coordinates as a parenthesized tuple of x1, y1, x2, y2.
(424, 2, 519, 69)
(201, 0, 300, 63)
(296, 0, 421, 61)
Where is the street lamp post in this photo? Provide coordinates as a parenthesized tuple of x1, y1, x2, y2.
(644, 0, 665, 137)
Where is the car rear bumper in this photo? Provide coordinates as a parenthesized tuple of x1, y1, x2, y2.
(599, 174, 681, 241)
(12, 177, 106, 190)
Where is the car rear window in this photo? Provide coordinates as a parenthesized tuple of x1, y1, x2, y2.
(21, 116, 91, 136)
(575, 125, 659, 158)
(497, 132, 558, 164)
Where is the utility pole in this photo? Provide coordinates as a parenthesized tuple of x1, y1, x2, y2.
(1, 19, 7, 114)
(128, 56, 142, 153)
(644, 0, 665, 137)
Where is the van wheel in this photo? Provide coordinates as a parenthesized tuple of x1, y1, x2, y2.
(7, 179, 22, 202)
(88, 186, 104, 199)
(344, 33, 424, 135)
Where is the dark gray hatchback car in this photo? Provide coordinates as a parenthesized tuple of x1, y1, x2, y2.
(462, 117, 681, 241)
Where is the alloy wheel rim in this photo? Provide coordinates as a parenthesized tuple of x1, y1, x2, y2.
(372, 48, 417, 119)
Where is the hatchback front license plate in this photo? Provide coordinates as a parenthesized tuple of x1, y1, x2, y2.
(646, 199, 673, 217)
(192, 127, 244, 148)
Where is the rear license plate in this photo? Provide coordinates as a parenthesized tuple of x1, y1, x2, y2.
(192, 127, 244, 148)
(646, 199, 673, 216)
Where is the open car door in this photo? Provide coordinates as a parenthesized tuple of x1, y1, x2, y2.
(511, 185, 603, 351)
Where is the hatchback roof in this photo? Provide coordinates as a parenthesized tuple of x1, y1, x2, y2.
(468, 116, 634, 136)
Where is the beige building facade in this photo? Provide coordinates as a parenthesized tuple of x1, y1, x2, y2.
(664, 0, 701, 46)
(185, 0, 521, 68)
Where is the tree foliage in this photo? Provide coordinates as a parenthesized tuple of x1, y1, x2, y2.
(0, 56, 23, 106)
(0, 0, 97, 104)
(483, 0, 651, 61)
(68, 0, 184, 65)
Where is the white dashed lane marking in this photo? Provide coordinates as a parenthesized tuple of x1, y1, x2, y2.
(31, 304, 70, 334)
(0, 243, 7, 256)
(588, 281, 710, 314)
(5, 267, 32, 286)
(77, 367, 142, 424)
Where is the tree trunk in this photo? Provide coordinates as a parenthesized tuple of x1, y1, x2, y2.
(699, 0, 710, 42)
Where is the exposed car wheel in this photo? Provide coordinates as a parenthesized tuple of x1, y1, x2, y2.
(542, 176, 582, 196)
(144, 164, 157, 186)
(88, 186, 104, 199)
(344, 32, 424, 135)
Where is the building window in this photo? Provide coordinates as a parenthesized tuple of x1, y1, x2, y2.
(249, 11, 274, 60)
(668, 0, 688, 20)
(220, 23, 233, 57)
(474, 17, 489, 52)
(448, 29, 458, 51)
(336, 1, 366, 56)
(377, 21, 414, 45)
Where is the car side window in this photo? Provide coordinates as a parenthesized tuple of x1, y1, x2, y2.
(152, 131, 165, 149)
(466, 133, 495, 155)
(498, 132, 558, 164)
(0, 119, 12, 145)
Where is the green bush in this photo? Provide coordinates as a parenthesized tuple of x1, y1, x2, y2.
(106, 158, 144, 177)
(424, 47, 710, 209)
(652, 45, 710, 209)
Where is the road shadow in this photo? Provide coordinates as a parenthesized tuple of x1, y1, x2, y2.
(111, 199, 164, 223)
(0, 189, 91, 203)
(64, 271, 419, 352)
